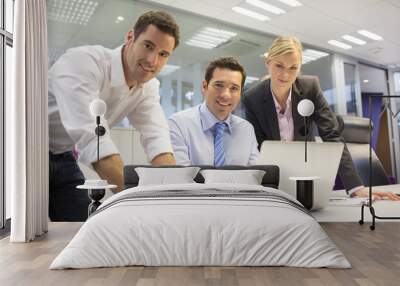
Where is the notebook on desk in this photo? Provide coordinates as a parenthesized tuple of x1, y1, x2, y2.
(257, 141, 344, 209)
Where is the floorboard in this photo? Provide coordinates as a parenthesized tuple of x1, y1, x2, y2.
(0, 222, 399, 286)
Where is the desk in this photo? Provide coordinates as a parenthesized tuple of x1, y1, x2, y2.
(313, 184, 400, 222)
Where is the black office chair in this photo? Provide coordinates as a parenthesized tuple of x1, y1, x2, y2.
(339, 115, 390, 187)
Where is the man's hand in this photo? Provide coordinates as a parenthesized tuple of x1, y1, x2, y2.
(151, 152, 176, 166)
(353, 188, 400, 201)
(92, 154, 124, 193)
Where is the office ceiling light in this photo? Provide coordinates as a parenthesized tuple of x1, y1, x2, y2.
(302, 49, 329, 64)
(185, 91, 194, 101)
(202, 27, 237, 38)
(185, 27, 237, 49)
(159, 64, 181, 77)
(363, 79, 369, 83)
(115, 16, 124, 24)
(246, 0, 286, 15)
(232, 6, 270, 21)
(328, 40, 352, 50)
(193, 34, 223, 44)
(275, 0, 303, 7)
(47, 0, 98, 26)
(357, 30, 383, 41)
(302, 55, 315, 64)
(303, 49, 329, 59)
(342, 35, 366, 45)
(186, 40, 215, 49)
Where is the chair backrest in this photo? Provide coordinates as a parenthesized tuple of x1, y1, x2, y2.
(340, 115, 389, 186)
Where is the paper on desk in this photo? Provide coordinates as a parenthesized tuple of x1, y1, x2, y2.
(329, 197, 371, 206)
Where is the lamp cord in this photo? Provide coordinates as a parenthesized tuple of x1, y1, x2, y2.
(304, 116, 308, 163)
(97, 126, 100, 162)
(96, 116, 100, 162)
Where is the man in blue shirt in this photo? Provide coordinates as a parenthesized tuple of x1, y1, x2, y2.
(168, 57, 259, 166)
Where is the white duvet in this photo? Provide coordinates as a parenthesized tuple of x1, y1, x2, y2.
(50, 183, 350, 269)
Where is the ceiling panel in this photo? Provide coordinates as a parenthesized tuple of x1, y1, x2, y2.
(176, 0, 242, 11)
(356, 41, 400, 64)
(344, 1, 400, 46)
(303, 0, 380, 26)
(145, 0, 400, 66)
(48, 0, 400, 68)
(270, 6, 353, 40)
(385, 0, 400, 8)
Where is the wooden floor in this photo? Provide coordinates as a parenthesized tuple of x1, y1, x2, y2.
(0, 222, 399, 286)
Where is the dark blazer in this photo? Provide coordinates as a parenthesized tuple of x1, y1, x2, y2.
(242, 75, 363, 191)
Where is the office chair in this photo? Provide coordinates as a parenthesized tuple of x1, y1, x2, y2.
(340, 115, 390, 187)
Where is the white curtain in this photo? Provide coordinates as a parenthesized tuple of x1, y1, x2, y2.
(8, 0, 49, 242)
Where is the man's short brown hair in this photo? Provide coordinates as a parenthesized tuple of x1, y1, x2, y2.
(134, 11, 180, 49)
(204, 57, 247, 88)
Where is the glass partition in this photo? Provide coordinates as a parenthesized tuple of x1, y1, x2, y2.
(394, 72, 400, 93)
(5, 0, 12, 33)
(301, 55, 335, 111)
(344, 63, 357, 115)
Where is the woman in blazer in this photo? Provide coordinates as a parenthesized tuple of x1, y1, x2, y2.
(242, 36, 399, 200)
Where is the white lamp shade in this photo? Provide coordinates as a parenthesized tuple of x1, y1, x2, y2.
(89, 98, 107, 117)
(297, 99, 314, 117)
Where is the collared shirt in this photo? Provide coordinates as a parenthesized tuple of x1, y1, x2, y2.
(271, 86, 294, 141)
(168, 102, 259, 166)
(48, 45, 172, 166)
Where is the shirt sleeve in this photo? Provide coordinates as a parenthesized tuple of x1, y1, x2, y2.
(168, 117, 191, 166)
(126, 79, 173, 162)
(348, 185, 364, 196)
(49, 50, 119, 166)
(248, 125, 260, 165)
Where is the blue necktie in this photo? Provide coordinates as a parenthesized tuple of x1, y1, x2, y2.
(214, 122, 226, 166)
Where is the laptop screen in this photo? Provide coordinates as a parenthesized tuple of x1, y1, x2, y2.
(257, 141, 343, 209)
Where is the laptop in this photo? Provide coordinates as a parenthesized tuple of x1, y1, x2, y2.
(257, 141, 344, 210)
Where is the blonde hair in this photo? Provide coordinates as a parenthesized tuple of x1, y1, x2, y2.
(265, 36, 303, 64)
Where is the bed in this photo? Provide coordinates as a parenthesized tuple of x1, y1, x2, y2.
(50, 165, 350, 269)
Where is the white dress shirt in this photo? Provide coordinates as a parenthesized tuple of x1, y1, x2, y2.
(168, 103, 259, 166)
(48, 45, 172, 166)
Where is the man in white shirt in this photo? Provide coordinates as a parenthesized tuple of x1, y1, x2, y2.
(48, 11, 179, 221)
(169, 57, 259, 166)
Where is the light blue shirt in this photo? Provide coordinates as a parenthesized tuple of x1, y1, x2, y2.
(168, 103, 259, 166)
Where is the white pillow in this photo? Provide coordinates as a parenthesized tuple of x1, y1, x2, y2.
(200, 169, 266, 185)
(135, 167, 200, 186)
